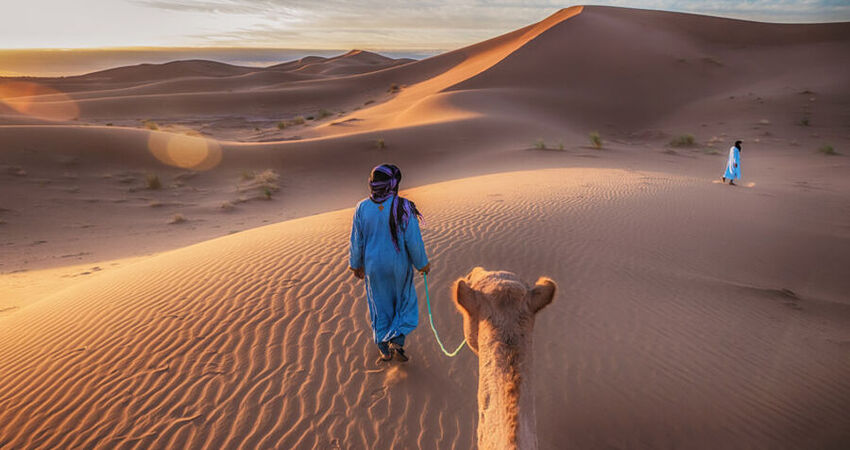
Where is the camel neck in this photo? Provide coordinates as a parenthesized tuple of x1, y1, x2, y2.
(477, 337, 538, 450)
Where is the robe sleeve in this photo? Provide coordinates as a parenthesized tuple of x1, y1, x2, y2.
(349, 205, 365, 269)
(404, 215, 429, 270)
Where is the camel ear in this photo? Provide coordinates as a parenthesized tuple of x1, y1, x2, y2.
(453, 278, 480, 354)
(453, 279, 478, 317)
(530, 277, 556, 314)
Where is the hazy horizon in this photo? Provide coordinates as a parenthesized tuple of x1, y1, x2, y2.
(0, 47, 438, 78)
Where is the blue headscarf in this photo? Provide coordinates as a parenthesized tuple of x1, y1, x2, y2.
(369, 164, 422, 251)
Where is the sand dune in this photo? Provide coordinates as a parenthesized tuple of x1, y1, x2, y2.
(76, 60, 259, 83)
(1, 5, 849, 449)
(1, 169, 848, 448)
(2, 6, 847, 132)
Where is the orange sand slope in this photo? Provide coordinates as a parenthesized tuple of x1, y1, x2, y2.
(1, 169, 849, 449)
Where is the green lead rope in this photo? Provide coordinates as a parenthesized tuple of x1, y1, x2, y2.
(423, 273, 466, 357)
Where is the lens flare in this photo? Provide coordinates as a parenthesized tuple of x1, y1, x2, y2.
(0, 81, 79, 121)
(147, 128, 222, 171)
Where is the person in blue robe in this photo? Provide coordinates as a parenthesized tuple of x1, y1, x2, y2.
(349, 164, 430, 363)
(723, 140, 742, 185)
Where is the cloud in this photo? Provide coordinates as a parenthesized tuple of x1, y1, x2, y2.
(133, 0, 850, 49)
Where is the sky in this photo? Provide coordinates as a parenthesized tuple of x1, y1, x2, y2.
(1, 1, 848, 51)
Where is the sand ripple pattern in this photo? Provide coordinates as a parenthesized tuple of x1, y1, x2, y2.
(1, 169, 849, 449)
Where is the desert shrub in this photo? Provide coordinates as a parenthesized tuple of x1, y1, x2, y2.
(818, 144, 837, 155)
(800, 117, 810, 126)
(306, 116, 315, 120)
(558, 141, 564, 151)
(277, 121, 286, 129)
(169, 214, 186, 224)
(253, 169, 279, 185)
(388, 84, 400, 93)
(376, 138, 386, 150)
(143, 120, 159, 130)
(589, 131, 602, 149)
(145, 173, 161, 190)
(148, 200, 162, 208)
(534, 139, 546, 150)
(219, 201, 235, 211)
(669, 134, 695, 147)
(293, 116, 306, 125)
(106, 123, 113, 126)
(238, 169, 280, 200)
(364, 100, 375, 105)
(318, 109, 332, 119)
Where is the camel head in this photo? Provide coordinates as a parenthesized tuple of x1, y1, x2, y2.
(453, 267, 556, 354)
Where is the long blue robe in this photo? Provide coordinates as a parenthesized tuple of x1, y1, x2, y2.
(724, 146, 741, 180)
(349, 197, 429, 344)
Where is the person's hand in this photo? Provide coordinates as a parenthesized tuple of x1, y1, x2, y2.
(350, 267, 365, 279)
(418, 263, 431, 275)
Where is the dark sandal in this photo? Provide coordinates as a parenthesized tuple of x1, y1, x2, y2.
(389, 343, 409, 362)
(377, 350, 394, 363)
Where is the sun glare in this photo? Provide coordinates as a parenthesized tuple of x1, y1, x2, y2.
(0, 81, 79, 121)
(147, 128, 223, 171)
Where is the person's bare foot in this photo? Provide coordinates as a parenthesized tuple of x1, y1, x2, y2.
(729, 181, 736, 186)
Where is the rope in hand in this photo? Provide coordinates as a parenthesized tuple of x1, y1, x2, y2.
(423, 273, 466, 357)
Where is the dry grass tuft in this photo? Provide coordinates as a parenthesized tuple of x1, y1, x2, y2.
(818, 144, 837, 155)
(145, 173, 162, 190)
(238, 169, 280, 200)
(589, 131, 602, 149)
(168, 214, 186, 224)
(669, 134, 695, 148)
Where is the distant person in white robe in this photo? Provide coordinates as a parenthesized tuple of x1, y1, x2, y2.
(722, 140, 742, 185)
